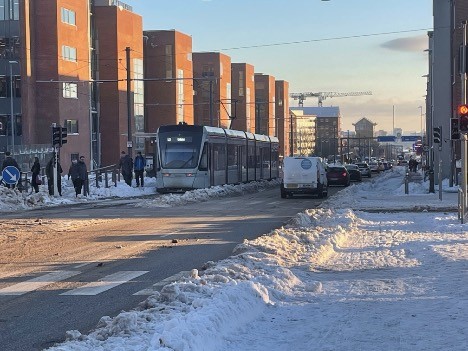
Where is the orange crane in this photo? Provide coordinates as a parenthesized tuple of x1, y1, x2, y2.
(290, 91, 372, 107)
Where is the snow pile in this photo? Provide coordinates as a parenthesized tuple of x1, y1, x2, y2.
(136, 179, 280, 208)
(322, 166, 458, 211)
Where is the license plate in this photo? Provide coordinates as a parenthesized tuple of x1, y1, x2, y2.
(285, 184, 298, 188)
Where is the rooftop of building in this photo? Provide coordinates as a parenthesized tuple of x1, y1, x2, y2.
(290, 106, 340, 118)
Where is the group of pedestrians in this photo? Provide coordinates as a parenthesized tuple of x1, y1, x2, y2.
(119, 150, 146, 187)
(2, 149, 146, 195)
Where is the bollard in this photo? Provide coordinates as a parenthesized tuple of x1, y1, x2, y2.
(404, 172, 409, 194)
(95, 170, 99, 188)
(428, 169, 435, 193)
(105, 170, 109, 188)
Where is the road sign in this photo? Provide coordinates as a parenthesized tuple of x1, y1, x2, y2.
(401, 135, 421, 142)
(2, 166, 20, 184)
(377, 136, 396, 142)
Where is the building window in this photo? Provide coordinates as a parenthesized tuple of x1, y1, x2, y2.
(62, 45, 77, 62)
(0, 76, 7, 97)
(238, 71, 244, 97)
(61, 8, 76, 26)
(63, 83, 77, 98)
(177, 69, 184, 124)
(226, 83, 231, 116)
(70, 153, 79, 162)
(65, 119, 78, 134)
(165, 45, 173, 79)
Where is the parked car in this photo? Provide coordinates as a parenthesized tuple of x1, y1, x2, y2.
(327, 165, 350, 186)
(345, 164, 362, 182)
(355, 162, 372, 178)
(369, 162, 381, 173)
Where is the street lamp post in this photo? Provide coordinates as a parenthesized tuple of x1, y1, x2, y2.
(8, 60, 17, 151)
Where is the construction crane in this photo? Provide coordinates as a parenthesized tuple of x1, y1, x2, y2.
(290, 91, 372, 107)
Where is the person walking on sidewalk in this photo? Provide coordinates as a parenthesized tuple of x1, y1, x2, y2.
(134, 151, 146, 187)
(119, 151, 133, 186)
(31, 156, 41, 193)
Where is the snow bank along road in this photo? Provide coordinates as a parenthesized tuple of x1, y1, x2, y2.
(0, 185, 342, 351)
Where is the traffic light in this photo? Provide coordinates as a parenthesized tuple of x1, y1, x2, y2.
(450, 118, 460, 140)
(458, 104, 468, 133)
(52, 126, 61, 146)
(61, 127, 68, 145)
(433, 127, 441, 144)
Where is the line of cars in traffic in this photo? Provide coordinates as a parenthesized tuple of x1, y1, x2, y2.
(280, 156, 393, 198)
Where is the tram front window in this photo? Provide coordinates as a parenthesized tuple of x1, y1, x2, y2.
(159, 132, 202, 169)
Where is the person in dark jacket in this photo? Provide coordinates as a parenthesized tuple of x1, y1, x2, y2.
(46, 155, 63, 196)
(68, 159, 80, 196)
(31, 156, 41, 193)
(2, 151, 20, 189)
(68, 156, 88, 197)
(118, 151, 133, 186)
(134, 151, 146, 187)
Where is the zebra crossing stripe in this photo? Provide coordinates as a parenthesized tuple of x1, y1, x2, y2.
(60, 271, 148, 296)
(0, 271, 80, 296)
(133, 271, 191, 295)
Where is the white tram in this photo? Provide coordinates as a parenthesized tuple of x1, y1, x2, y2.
(154, 124, 279, 193)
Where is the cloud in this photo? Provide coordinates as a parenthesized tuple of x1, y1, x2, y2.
(381, 35, 428, 52)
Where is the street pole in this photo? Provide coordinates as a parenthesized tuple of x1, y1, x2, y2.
(8, 61, 17, 152)
(289, 112, 294, 156)
(461, 20, 467, 222)
(126, 47, 132, 157)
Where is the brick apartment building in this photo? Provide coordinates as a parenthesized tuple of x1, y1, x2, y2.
(230, 63, 255, 133)
(0, 0, 142, 170)
(192, 52, 232, 129)
(143, 30, 194, 134)
(254, 73, 275, 136)
(275, 80, 289, 158)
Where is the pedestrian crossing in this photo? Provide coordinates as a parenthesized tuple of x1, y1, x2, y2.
(0, 269, 162, 297)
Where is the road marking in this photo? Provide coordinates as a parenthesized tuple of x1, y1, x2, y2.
(60, 271, 148, 296)
(74, 262, 92, 269)
(0, 271, 80, 296)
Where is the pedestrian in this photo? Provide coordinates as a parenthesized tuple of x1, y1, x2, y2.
(31, 156, 41, 193)
(68, 159, 80, 196)
(134, 151, 146, 187)
(118, 151, 133, 186)
(77, 155, 88, 196)
(2, 151, 20, 189)
(46, 155, 63, 196)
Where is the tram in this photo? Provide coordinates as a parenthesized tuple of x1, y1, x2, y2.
(154, 124, 279, 193)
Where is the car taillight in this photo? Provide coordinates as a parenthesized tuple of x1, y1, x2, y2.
(186, 173, 193, 177)
(342, 172, 347, 177)
(163, 173, 171, 177)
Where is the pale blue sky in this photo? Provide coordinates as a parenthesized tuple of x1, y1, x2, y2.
(124, 0, 433, 134)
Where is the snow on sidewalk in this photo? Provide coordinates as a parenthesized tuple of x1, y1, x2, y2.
(47, 169, 467, 351)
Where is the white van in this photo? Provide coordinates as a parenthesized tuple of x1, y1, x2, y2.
(280, 156, 328, 198)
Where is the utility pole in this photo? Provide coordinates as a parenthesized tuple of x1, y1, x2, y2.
(289, 112, 294, 156)
(126, 47, 132, 157)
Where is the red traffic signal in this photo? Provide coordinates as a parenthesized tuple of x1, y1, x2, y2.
(459, 104, 468, 133)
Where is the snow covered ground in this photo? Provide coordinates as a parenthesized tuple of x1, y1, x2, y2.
(3, 167, 466, 350)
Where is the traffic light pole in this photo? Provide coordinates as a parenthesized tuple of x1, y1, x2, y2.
(461, 21, 467, 223)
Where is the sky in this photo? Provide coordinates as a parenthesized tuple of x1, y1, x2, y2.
(123, 0, 433, 135)
(1, 167, 465, 350)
